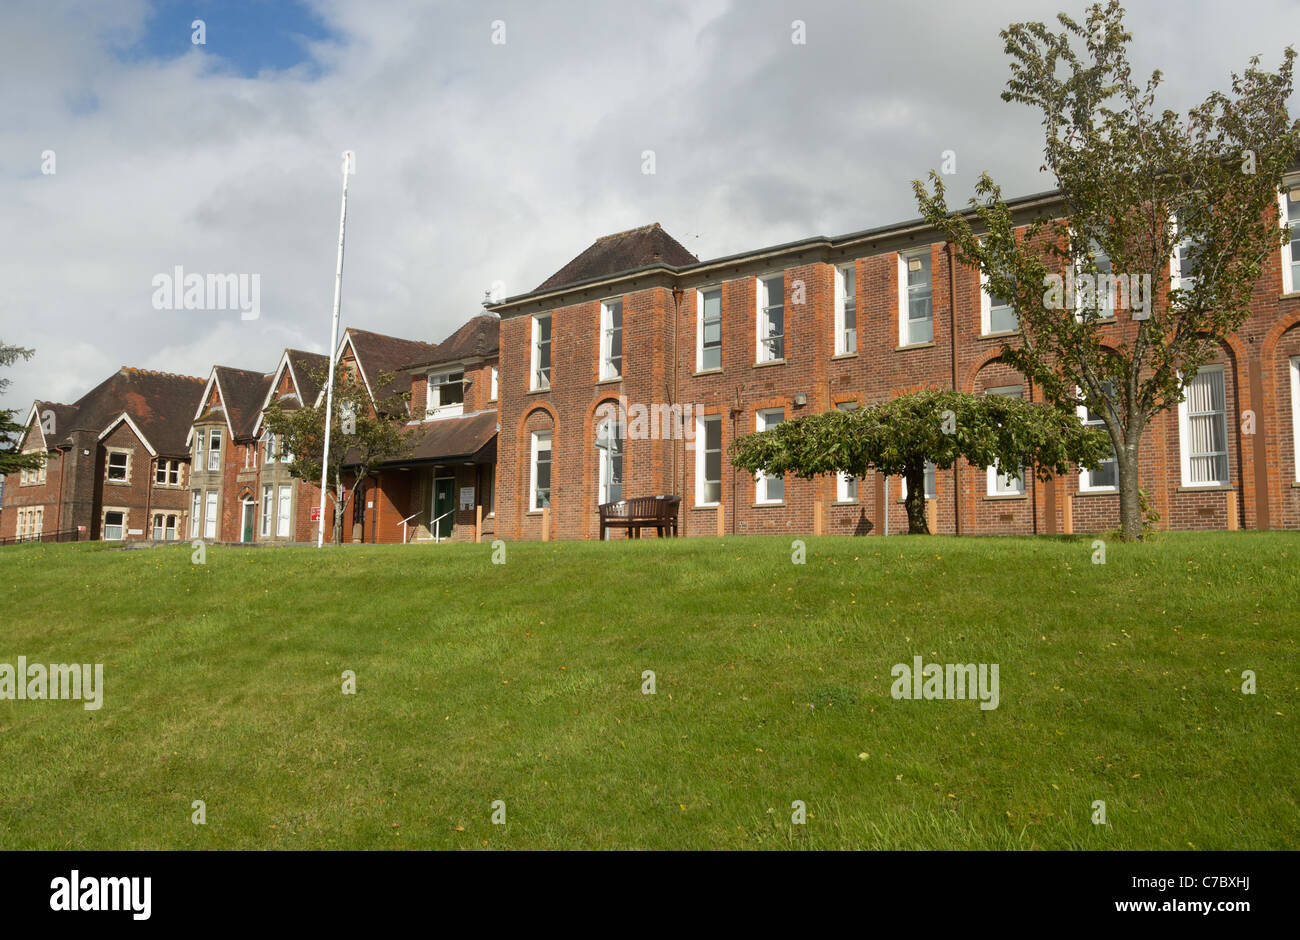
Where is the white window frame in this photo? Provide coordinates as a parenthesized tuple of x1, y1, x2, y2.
(190, 491, 202, 538)
(695, 415, 722, 507)
(276, 485, 292, 538)
(755, 409, 785, 503)
(1077, 386, 1119, 492)
(834, 263, 857, 355)
(106, 449, 129, 483)
(1073, 234, 1117, 320)
(985, 385, 1025, 495)
(103, 509, 126, 541)
(489, 366, 499, 402)
(599, 299, 623, 380)
(529, 430, 552, 511)
(204, 491, 218, 539)
(260, 484, 273, 537)
(835, 402, 858, 502)
(899, 461, 937, 501)
(756, 275, 785, 363)
(595, 411, 624, 506)
(530, 315, 552, 391)
(155, 458, 181, 486)
(980, 266, 1017, 335)
(1291, 356, 1300, 483)
(426, 370, 465, 418)
(207, 428, 222, 471)
(898, 249, 933, 346)
(1281, 184, 1299, 295)
(1178, 364, 1230, 487)
(696, 287, 722, 372)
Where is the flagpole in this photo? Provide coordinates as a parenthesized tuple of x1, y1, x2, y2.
(317, 150, 353, 548)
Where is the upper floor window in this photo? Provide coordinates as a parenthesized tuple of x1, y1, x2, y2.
(899, 250, 933, 346)
(1075, 236, 1116, 318)
(530, 315, 552, 391)
(1178, 365, 1229, 487)
(756, 275, 785, 363)
(1170, 212, 1205, 296)
(981, 266, 1017, 335)
(20, 455, 46, 485)
(155, 459, 181, 486)
(489, 366, 499, 401)
(697, 287, 722, 372)
(194, 431, 205, 466)
(600, 300, 623, 380)
(427, 370, 464, 417)
(1280, 185, 1300, 295)
(107, 451, 129, 482)
(207, 428, 222, 471)
(755, 408, 785, 502)
(835, 264, 857, 355)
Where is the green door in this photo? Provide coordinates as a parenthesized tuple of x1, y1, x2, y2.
(241, 501, 254, 543)
(433, 477, 455, 540)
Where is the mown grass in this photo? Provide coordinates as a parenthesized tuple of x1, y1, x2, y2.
(0, 531, 1295, 849)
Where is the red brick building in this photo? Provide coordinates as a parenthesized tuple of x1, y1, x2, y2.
(485, 179, 1300, 540)
(1, 368, 205, 542)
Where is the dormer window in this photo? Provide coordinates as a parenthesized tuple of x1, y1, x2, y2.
(427, 370, 465, 418)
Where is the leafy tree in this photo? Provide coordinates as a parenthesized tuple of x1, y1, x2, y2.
(263, 368, 412, 545)
(0, 342, 45, 476)
(913, 0, 1299, 540)
(729, 389, 1110, 534)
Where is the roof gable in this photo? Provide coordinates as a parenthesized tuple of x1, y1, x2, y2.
(536, 223, 698, 292)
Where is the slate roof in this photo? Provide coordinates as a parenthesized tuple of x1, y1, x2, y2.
(401, 315, 500, 371)
(34, 368, 206, 456)
(213, 366, 273, 439)
(535, 222, 698, 292)
(344, 329, 437, 406)
(286, 349, 329, 405)
(400, 410, 498, 465)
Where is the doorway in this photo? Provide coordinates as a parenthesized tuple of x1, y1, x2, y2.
(432, 476, 455, 540)
(241, 500, 254, 543)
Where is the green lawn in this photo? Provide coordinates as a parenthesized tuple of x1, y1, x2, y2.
(0, 532, 1295, 850)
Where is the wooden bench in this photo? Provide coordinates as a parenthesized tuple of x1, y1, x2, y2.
(598, 495, 681, 540)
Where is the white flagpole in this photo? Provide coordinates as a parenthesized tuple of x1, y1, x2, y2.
(317, 150, 353, 548)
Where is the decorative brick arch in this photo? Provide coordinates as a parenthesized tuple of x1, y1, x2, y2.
(515, 404, 558, 537)
(583, 396, 628, 538)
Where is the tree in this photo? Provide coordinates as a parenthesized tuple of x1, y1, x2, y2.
(263, 368, 413, 545)
(0, 342, 45, 476)
(729, 389, 1110, 534)
(913, 1, 1299, 540)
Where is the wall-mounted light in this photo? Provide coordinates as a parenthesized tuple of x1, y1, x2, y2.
(793, 393, 808, 407)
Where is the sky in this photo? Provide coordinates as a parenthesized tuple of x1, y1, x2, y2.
(2, 0, 1298, 412)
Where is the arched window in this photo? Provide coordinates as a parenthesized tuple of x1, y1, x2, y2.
(595, 404, 625, 506)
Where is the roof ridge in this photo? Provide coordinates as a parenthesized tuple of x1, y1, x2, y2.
(121, 367, 205, 382)
(594, 222, 661, 242)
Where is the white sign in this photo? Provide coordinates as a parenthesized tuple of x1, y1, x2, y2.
(459, 486, 474, 510)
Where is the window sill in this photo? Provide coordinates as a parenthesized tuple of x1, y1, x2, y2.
(525, 510, 548, 516)
(693, 368, 723, 377)
(1175, 484, 1232, 492)
(105, 479, 131, 486)
(690, 504, 721, 511)
(1279, 292, 1300, 300)
(977, 330, 1019, 340)
(527, 386, 551, 395)
(896, 341, 935, 351)
(831, 352, 858, 361)
(1075, 487, 1119, 497)
(596, 376, 622, 386)
(984, 493, 1027, 501)
(833, 499, 859, 506)
(753, 359, 786, 369)
(753, 501, 786, 508)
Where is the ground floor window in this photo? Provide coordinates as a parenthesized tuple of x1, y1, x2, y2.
(104, 510, 125, 541)
(755, 409, 785, 503)
(190, 491, 202, 538)
(985, 386, 1025, 495)
(1179, 365, 1229, 487)
(204, 491, 218, 539)
(696, 415, 722, 506)
(152, 513, 177, 540)
(277, 485, 292, 538)
(596, 413, 624, 505)
(530, 430, 552, 511)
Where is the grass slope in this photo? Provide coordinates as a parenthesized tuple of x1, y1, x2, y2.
(0, 533, 1295, 849)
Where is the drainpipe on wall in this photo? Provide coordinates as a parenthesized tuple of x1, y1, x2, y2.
(671, 286, 684, 501)
(947, 241, 961, 536)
